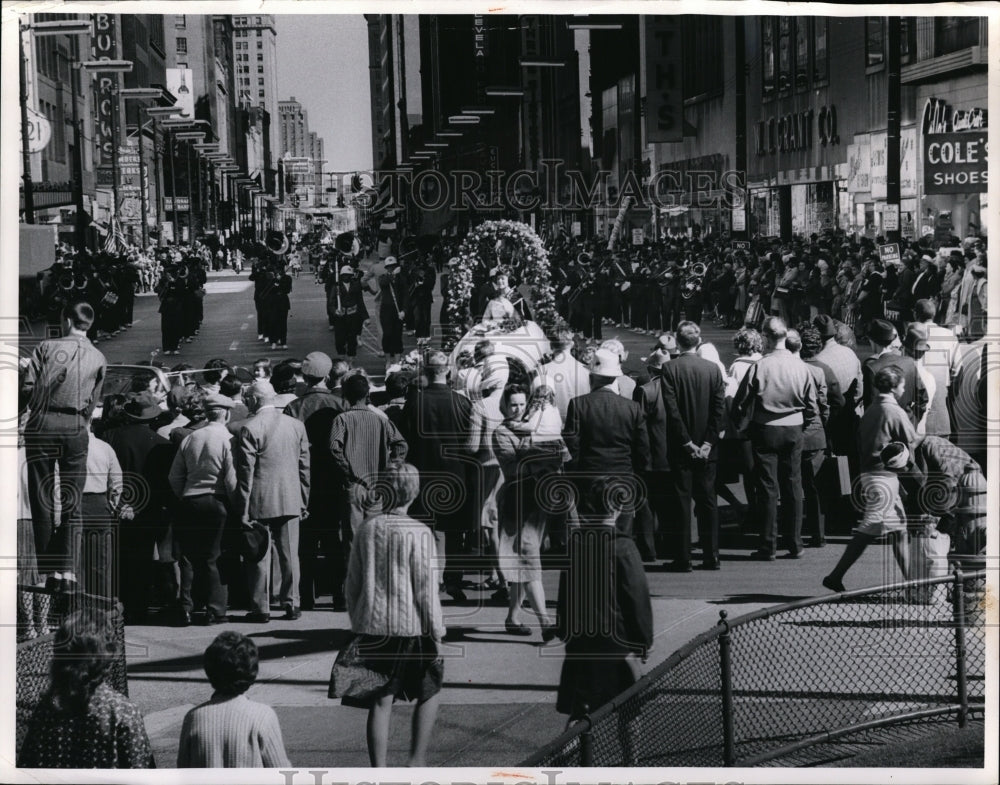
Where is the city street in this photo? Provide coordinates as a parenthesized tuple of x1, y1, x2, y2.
(82, 264, 900, 767)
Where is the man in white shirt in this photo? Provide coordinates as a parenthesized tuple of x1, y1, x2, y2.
(912, 298, 961, 436)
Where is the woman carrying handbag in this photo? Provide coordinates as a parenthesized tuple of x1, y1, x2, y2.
(329, 463, 445, 767)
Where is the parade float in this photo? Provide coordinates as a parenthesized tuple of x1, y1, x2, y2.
(444, 220, 562, 386)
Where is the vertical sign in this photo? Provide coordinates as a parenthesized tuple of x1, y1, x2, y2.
(473, 14, 487, 103)
(118, 146, 142, 224)
(644, 16, 683, 143)
(869, 131, 887, 199)
(847, 138, 871, 193)
(900, 127, 917, 198)
(91, 13, 117, 166)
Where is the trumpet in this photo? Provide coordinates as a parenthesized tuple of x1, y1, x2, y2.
(73, 273, 90, 290)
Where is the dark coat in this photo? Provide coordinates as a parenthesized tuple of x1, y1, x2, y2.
(105, 423, 175, 525)
(658, 353, 726, 464)
(862, 351, 928, 427)
(633, 375, 670, 472)
(401, 383, 474, 532)
(563, 387, 650, 475)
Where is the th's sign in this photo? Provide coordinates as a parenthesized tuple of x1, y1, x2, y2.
(924, 132, 988, 194)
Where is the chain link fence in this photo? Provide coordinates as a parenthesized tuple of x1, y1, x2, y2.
(522, 569, 987, 768)
(15, 587, 129, 757)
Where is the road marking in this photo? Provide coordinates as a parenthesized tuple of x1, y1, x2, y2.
(229, 340, 240, 351)
(247, 313, 254, 318)
(240, 322, 248, 331)
(204, 281, 253, 295)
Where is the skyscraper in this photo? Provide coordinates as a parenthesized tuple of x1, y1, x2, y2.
(231, 14, 279, 187)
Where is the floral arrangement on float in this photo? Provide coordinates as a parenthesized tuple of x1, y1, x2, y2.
(444, 219, 561, 350)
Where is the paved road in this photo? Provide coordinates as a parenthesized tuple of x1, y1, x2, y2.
(23, 261, 912, 765)
(27, 259, 746, 378)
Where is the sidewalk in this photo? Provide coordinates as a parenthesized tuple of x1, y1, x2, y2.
(127, 531, 899, 768)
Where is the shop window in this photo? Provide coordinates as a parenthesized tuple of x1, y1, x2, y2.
(681, 16, 724, 99)
(866, 18, 884, 67)
(176, 36, 187, 54)
(900, 18, 914, 64)
(762, 18, 776, 98)
(812, 18, 828, 83)
(778, 17, 792, 92)
(794, 18, 809, 92)
(935, 17, 980, 56)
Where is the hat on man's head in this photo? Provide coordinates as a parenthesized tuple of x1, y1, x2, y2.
(813, 314, 838, 339)
(904, 323, 930, 351)
(656, 333, 679, 356)
(340, 265, 354, 276)
(301, 351, 332, 379)
(203, 392, 235, 411)
(590, 348, 623, 378)
(384, 256, 398, 267)
(869, 319, 897, 346)
(123, 393, 162, 421)
(880, 441, 910, 470)
(599, 338, 628, 361)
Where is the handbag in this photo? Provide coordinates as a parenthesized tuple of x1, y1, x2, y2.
(819, 453, 852, 497)
(328, 636, 391, 702)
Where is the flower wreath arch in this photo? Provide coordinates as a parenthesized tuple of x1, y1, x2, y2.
(445, 220, 560, 348)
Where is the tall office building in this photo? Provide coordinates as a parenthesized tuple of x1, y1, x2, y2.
(231, 14, 279, 189)
(278, 97, 309, 156)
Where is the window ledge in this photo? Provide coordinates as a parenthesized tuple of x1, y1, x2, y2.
(901, 46, 987, 84)
(866, 63, 885, 76)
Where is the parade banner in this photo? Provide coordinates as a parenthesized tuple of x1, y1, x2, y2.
(924, 132, 988, 194)
(644, 16, 684, 143)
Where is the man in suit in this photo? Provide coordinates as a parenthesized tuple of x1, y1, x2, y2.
(563, 349, 650, 539)
(402, 351, 474, 601)
(862, 319, 928, 428)
(659, 322, 727, 571)
(284, 352, 350, 610)
(235, 380, 311, 622)
(631, 350, 675, 562)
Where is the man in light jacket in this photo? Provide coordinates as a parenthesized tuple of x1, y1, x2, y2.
(235, 380, 311, 622)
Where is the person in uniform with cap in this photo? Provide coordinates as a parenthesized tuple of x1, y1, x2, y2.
(331, 265, 369, 361)
(562, 348, 650, 541)
(862, 318, 928, 428)
(234, 380, 311, 622)
(285, 352, 350, 611)
(374, 257, 407, 365)
(168, 392, 240, 625)
(105, 393, 177, 623)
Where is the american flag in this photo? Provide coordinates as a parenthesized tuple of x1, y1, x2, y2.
(103, 215, 128, 254)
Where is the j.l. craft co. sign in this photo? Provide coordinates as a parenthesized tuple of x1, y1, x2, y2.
(754, 106, 839, 156)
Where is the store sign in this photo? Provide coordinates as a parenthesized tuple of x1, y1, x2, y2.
(91, 13, 118, 163)
(22, 107, 52, 154)
(847, 140, 870, 193)
(922, 97, 988, 134)
(754, 105, 839, 155)
(869, 132, 887, 199)
(882, 204, 899, 232)
(924, 132, 988, 194)
(644, 16, 683, 143)
(878, 243, 901, 266)
(164, 196, 190, 212)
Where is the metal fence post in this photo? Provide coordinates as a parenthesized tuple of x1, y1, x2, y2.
(719, 610, 736, 766)
(951, 568, 968, 728)
(579, 706, 593, 766)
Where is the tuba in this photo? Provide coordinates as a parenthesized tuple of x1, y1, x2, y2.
(266, 229, 290, 257)
(681, 262, 706, 299)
